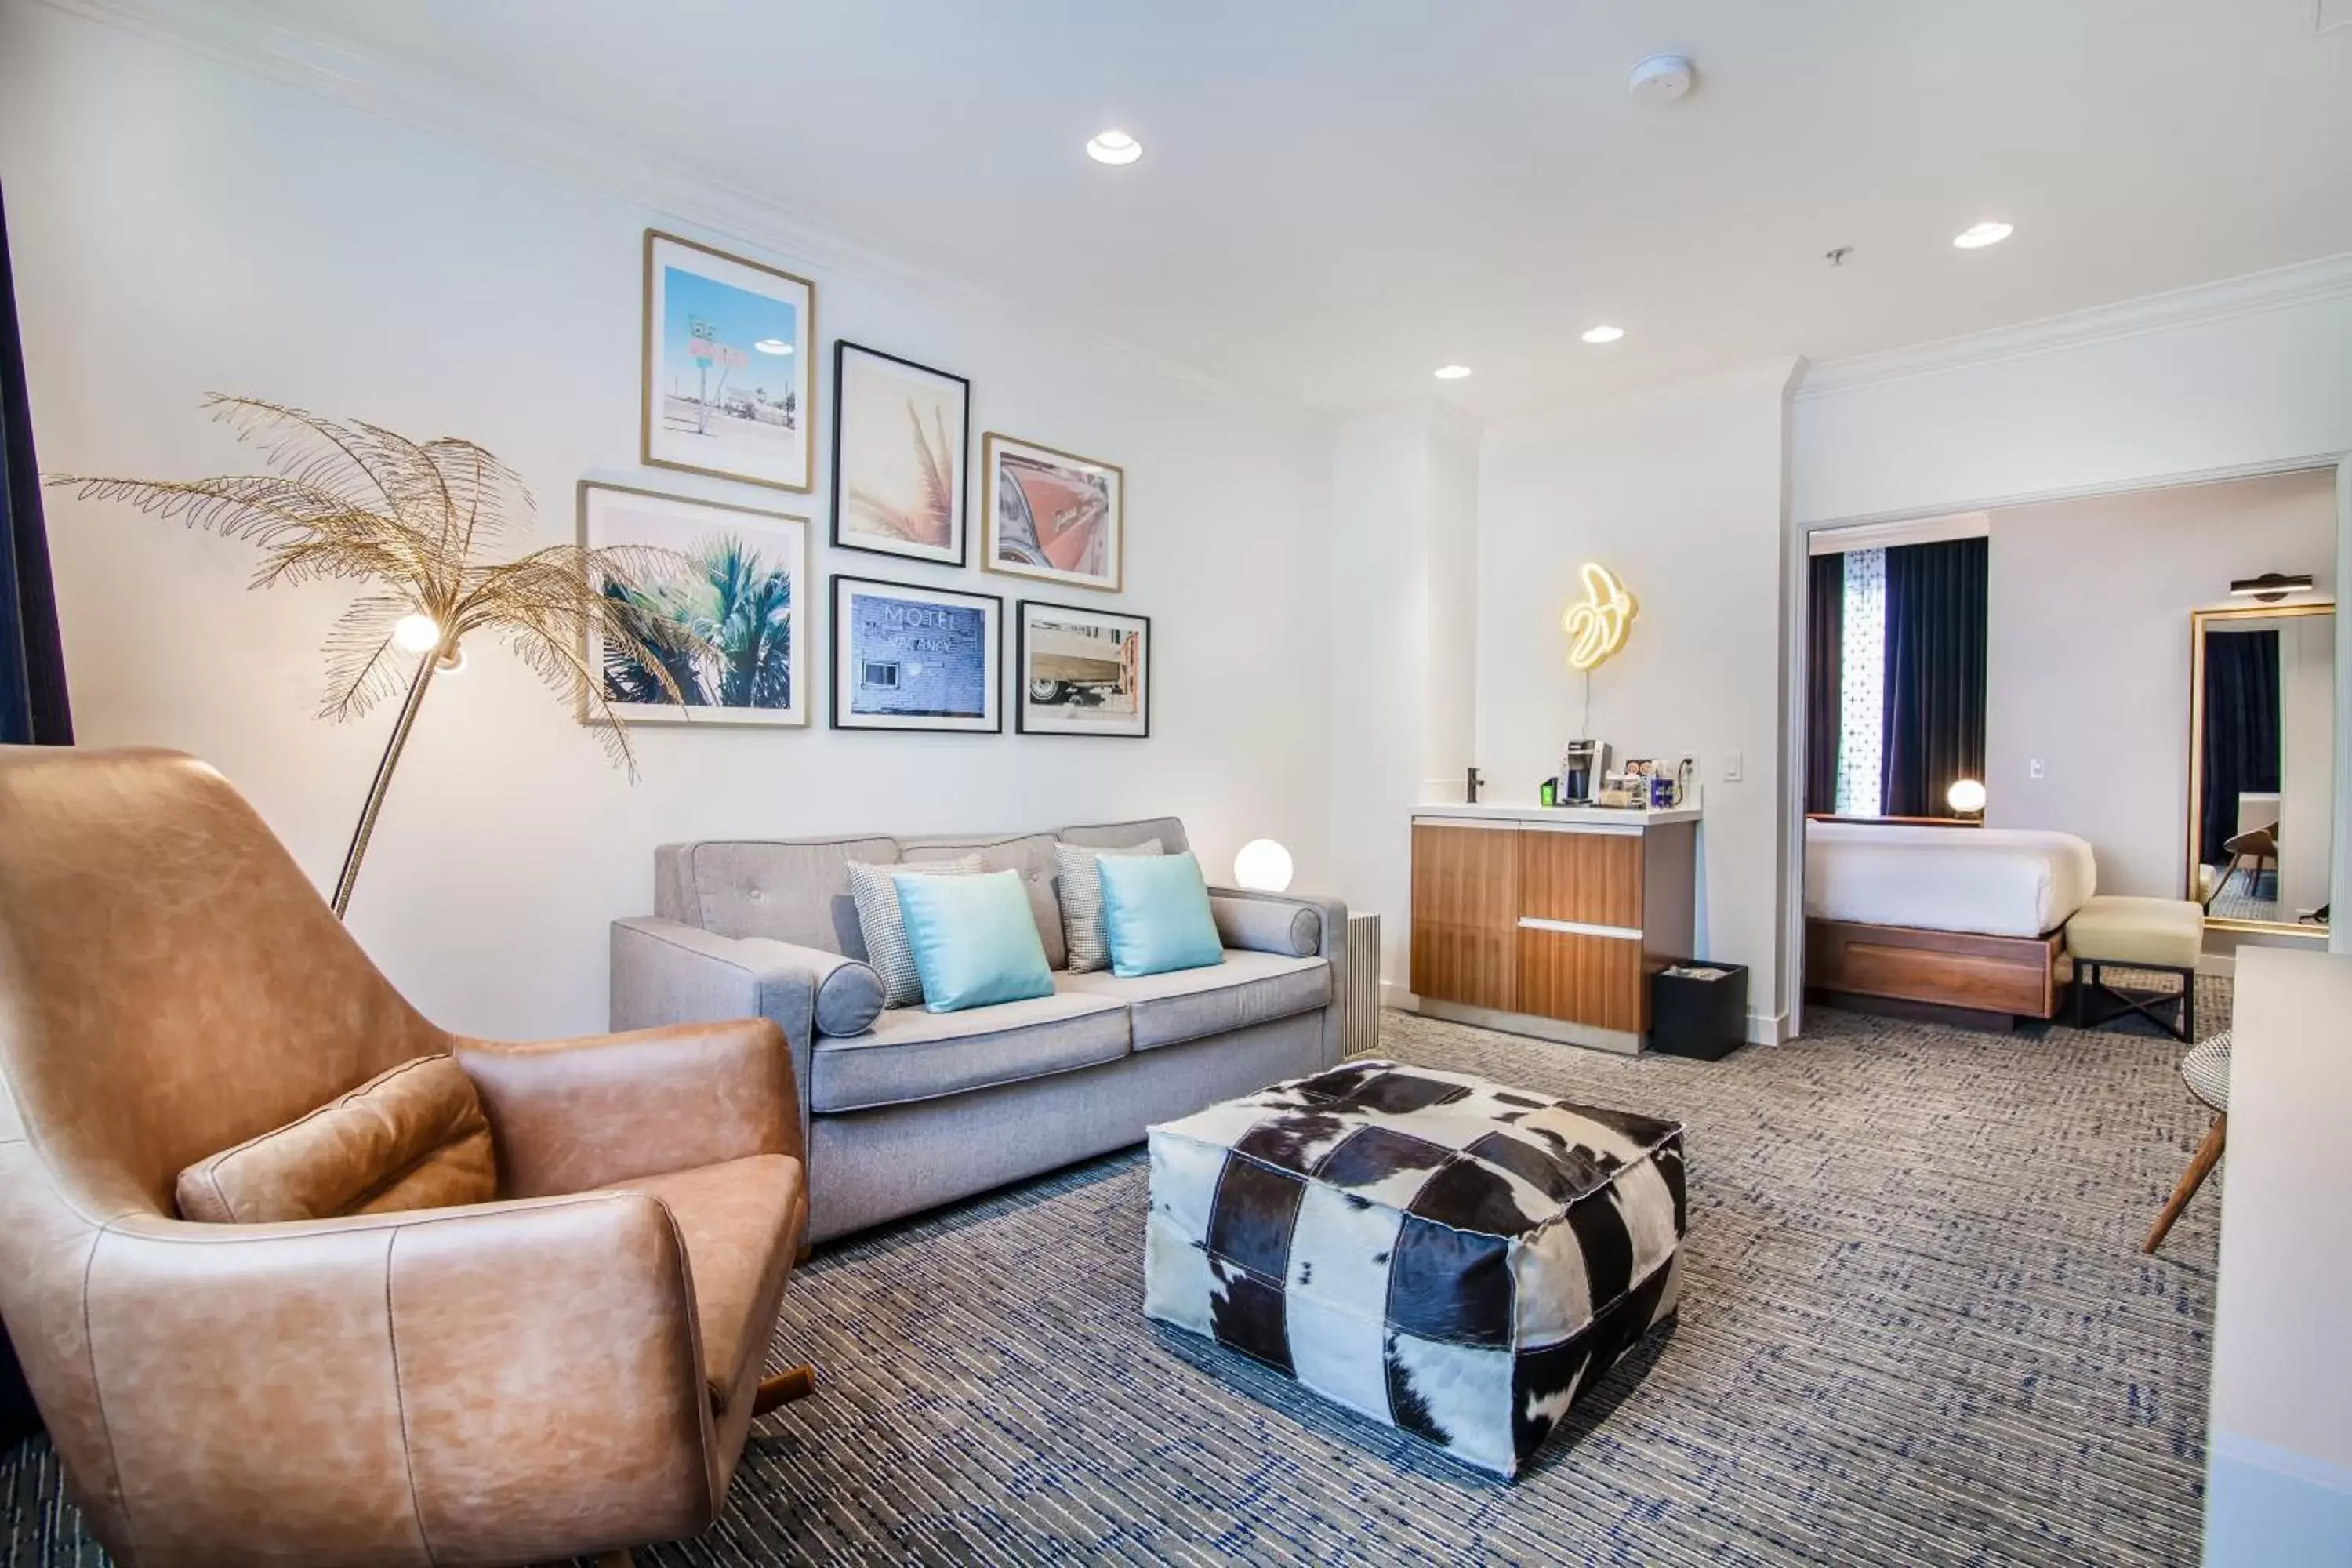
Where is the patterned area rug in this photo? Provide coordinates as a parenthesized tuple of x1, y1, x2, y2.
(1, 999, 2224, 1566)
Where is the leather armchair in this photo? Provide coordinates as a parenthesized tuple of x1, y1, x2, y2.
(0, 747, 810, 1566)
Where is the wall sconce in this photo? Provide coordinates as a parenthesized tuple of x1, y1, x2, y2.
(1563, 563, 1637, 672)
(2230, 572, 2314, 603)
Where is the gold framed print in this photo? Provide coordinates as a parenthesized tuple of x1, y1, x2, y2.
(982, 433, 1123, 593)
(641, 230, 815, 492)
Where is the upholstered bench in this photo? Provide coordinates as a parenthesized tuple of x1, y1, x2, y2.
(1144, 1060, 1686, 1477)
(2064, 895, 2205, 1042)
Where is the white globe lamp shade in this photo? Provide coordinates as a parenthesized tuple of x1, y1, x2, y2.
(1232, 839, 1294, 893)
(1947, 778, 1987, 815)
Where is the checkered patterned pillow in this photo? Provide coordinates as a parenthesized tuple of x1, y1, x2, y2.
(1054, 838, 1163, 972)
(1146, 1060, 1686, 1478)
(846, 855, 987, 1007)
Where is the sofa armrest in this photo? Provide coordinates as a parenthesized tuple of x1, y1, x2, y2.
(89, 1195, 717, 1562)
(456, 1019, 795, 1195)
(611, 918, 876, 1156)
(1207, 887, 1352, 1065)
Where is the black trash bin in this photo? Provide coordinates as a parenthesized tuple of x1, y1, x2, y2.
(1650, 960, 1748, 1060)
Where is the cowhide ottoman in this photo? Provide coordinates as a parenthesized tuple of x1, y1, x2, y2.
(1144, 1059, 1686, 1478)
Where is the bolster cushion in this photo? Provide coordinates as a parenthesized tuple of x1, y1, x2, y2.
(813, 957, 887, 1038)
(1208, 894, 1322, 959)
(176, 1054, 498, 1224)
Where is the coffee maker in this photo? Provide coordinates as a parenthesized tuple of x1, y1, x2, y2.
(1559, 740, 1608, 806)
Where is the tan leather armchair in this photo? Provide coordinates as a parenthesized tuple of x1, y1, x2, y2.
(0, 746, 812, 1566)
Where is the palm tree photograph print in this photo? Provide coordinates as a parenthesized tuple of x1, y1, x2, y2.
(831, 342, 969, 566)
(580, 482, 808, 727)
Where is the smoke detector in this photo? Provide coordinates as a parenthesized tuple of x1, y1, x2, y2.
(1628, 53, 1695, 103)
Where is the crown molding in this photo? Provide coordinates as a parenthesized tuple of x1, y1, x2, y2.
(1493, 356, 1806, 436)
(31, 0, 1324, 427)
(1796, 251, 2352, 401)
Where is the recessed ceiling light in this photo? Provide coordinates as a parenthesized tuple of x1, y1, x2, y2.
(1086, 129, 1142, 165)
(1581, 325, 1626, 345)
(1953, 221, 2013, 250)
(753, 339, 793, 355)
(1433, 365, 1472, 380)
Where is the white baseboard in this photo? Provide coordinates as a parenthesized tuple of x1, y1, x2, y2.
(1380, 981, 1417, 1011)
(1747, 1008, 1791, 1046)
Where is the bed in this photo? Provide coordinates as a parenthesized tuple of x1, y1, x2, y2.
(1804, 819, 2099, 1022)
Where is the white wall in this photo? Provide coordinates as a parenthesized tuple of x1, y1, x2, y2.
(1477, 365, 1799, 1033)
(1983, 469, 2338, 900)
(1326, 406, 1479, 989)
(1792, 271, 2352, 527)
(0, 4, 1335, 1038)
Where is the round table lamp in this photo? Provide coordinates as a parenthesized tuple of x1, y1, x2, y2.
(1947, 778, 1987, 815)
(1232, 839, 1295, 893)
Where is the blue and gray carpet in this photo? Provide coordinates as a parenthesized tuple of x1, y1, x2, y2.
(2, 998, 2223, 1566)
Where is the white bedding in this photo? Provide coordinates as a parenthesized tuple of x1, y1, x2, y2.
(1804, 820, 2098, 938)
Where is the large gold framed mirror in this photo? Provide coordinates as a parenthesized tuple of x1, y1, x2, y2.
(2186, 601, 2334, 937)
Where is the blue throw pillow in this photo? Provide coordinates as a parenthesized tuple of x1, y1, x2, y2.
(895, 869, 1056, 1013)
(1097, 851, 1226, 978)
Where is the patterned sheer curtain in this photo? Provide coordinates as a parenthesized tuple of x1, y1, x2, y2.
(1836, 548, 1886, 816)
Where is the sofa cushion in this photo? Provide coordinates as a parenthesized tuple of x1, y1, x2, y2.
(681, 837, 900, 954)
(593, 1153, 804, 1413)
(905, 832, 1069, 970)
(176, 1054, 495, 1224)
(810, 990, 1131, 1114)
(1058, 949, 1332, 1052)
(1058, 816, 1191, 856)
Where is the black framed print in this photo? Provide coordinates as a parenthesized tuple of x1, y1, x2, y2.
(830, 341, 971, 567)
(1015, 600, 1150, 738)
(831, 575, 1004, 733)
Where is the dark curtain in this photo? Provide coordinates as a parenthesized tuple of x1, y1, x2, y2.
(2199, 629, 2280, 867)
(2, 186, 71, 748)
(1879, 537, 1987, 818)
(1806, 551, 1844, 814)
(0, 183, 65, 1452)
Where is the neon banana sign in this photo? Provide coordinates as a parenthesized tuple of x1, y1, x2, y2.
(1563, 562, 1638, 672)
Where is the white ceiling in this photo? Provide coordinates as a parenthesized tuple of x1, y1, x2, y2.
(213, 0, 2352, 419)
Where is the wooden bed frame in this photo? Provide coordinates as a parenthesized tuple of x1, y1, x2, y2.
(1806, 917, 2065, 1028)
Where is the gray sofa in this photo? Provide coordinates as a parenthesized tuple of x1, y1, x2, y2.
(610, 817, 1347, 1244)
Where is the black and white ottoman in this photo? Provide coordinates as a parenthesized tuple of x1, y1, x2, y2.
(1145, 1059, 1686, 1478)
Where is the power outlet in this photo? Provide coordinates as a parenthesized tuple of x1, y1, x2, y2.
(1722, 750, 1744, 783)
(2028, 758, 2045, 779)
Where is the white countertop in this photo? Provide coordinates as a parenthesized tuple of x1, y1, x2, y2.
(2207, 945, 2352, 1559)
(1412, 801, 1701, 827)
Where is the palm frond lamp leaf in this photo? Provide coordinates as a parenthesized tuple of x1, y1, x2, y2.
(49, 395, 706, 916)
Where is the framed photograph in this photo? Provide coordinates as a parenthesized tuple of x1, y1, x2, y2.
(831, 575, 1003, 733)
(642, 230, 815, 492)
(982, 433, 1123, 593)
(579, 482, 808, 727)
(1016, 600, 1150, 738)
(831, 341, 970, 566)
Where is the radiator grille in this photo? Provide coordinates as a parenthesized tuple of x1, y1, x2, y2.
(1345, 912, 1382, 1058)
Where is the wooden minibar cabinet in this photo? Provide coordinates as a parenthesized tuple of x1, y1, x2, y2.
(1409, 804, 1698, 1054)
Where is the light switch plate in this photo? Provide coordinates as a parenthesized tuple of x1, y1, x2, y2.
(2029, 757, 2045, 779)
(1722, 750, 1744, 782)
